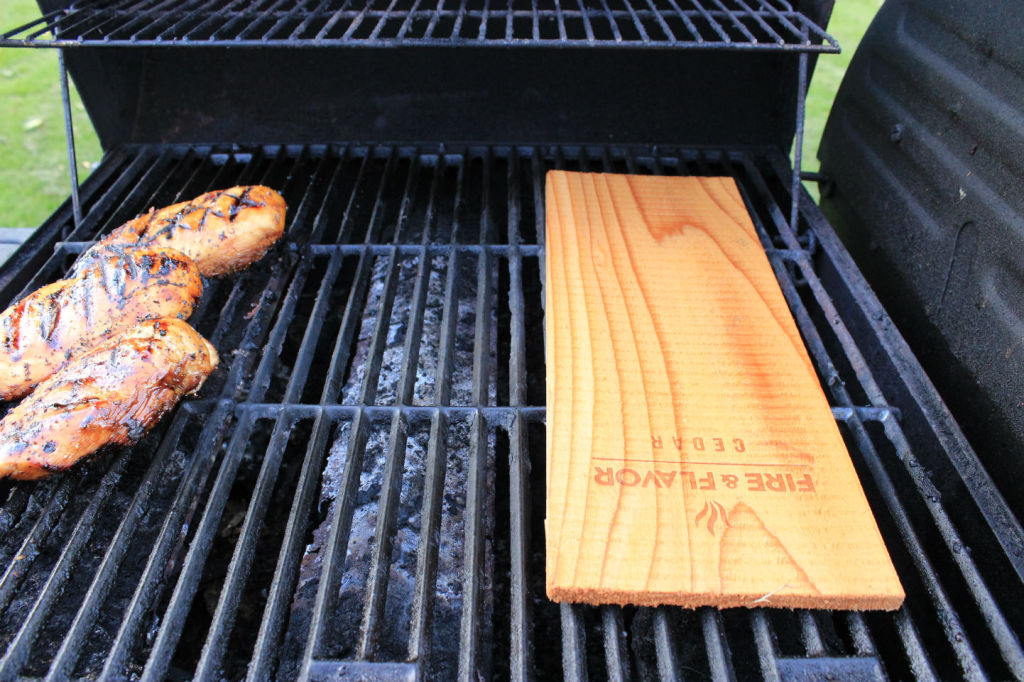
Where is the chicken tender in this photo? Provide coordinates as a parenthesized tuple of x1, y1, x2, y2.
(0, 246, 202, 400)
(0, 318, 218, 480)
(74, 185, 286, 277)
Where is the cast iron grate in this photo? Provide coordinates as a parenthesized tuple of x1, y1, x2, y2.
(0, 144, 1019, 680)
(1, 0, 838, 51)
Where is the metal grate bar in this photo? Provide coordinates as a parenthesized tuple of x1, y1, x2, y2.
(458, 245, 495, 677)
(750, 610, 781, 681)
(0, 456, 128, 678)
(0, 475, 81, 614)
(798, 612, 825, 657)
(773, 260, 993, 675)
(893, 606, 939, 680)
(601, 606, 629, 681)
(99, 404, 234, 678)
(460, 403, 489, 671)
(44, 409, 196, 680)
(845, 612, 878, 657)
(406, 411, 449, 667)
(653, 607, 681, 679)
(1, 0, 840, 50)
(356, 413, 410, 658)
(702, 609, 736, 680)
(301, 408, 371, 668)
(140, 412, 262, 680)
(247, 410, 336, 679)
(560, 603, 588, 680)
(193, 412, 297, 678)
(765, 152, 1024, 580)
(505, 152, 534, 682)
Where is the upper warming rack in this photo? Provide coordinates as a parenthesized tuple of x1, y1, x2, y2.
(1, 0, 839, 51)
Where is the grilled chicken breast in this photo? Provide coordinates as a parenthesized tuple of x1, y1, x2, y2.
(0, 318, 218, 480)
(74, 186, 287, 278)
(0, 246, 202, 401)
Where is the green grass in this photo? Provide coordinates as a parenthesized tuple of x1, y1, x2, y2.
(0, 0, 101, 228)
(0, 0, 881, 228)
(802, 0, 885, 177)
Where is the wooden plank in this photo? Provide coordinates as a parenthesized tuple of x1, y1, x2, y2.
(544, 171, 904, 610)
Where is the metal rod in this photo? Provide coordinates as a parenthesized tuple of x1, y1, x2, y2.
(57, 49, 81, 228)
(560, 603, 589, 680)
(194, 413, 298, 680)
(247, 411, 336, 680)
(407, 411, 449, 667)
(789, 48, 808, 235)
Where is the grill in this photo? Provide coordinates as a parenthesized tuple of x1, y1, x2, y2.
(1, 2, 1023, 680)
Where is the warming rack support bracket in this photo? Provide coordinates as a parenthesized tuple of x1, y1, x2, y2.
(57, 44, 81, 229)
(790, 45, 809, 236)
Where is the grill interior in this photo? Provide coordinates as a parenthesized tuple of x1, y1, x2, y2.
(0, 144, 1020, 680)
(3, 0, 838, 50)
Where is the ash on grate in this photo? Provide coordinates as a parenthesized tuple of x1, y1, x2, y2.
(280, 414, 481, 675)
(340, 251, 498, 407)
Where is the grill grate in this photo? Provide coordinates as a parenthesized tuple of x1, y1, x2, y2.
(0, 144, 1020, 680)
(1, 0, 838, 50)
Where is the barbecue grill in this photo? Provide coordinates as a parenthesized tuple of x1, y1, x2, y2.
(0, 1, 1022, 680)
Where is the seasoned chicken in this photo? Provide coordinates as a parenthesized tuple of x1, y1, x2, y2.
(0, 246, 202, 401)
(74, 185, 287, 278)
(0, 318, 218, 480)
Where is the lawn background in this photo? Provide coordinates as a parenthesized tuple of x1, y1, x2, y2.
(1, 0, 882, 229)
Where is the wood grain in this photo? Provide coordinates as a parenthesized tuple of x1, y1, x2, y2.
(544, 171, 904, 610)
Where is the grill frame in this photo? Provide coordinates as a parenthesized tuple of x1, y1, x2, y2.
(3, 0, 839, 51)
(0, 143, 1020, 680)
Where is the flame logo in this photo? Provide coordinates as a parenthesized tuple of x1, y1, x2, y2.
(695, 500, 731, 536)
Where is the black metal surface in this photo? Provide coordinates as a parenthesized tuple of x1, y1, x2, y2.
(0, 143, 1019, 680)
(56, 45, 810, 152)
(818, 0, 1024, 523)
(4, 0, 838, 51)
